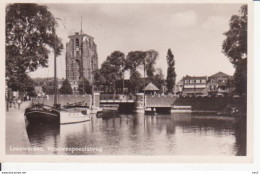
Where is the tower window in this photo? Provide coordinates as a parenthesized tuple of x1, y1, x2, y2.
(76, 38, 79, 47)
(89, 38, 91, 48)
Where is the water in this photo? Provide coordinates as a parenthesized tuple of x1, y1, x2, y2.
(24, 111, 246, 156)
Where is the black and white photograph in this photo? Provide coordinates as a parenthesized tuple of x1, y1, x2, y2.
(2, 0, 252, 162)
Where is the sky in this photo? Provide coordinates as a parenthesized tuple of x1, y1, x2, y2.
(29, 3, 244, 81)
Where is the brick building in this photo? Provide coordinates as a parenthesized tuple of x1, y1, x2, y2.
(182, 76, 208, 96)
(208, 72, 231, 96)
(65, 31, 98, 93)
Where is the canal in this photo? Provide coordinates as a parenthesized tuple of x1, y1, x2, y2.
(6, 106, 246, 156)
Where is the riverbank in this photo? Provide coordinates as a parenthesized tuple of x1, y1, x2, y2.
(5, 101, 32, 154)
(174, 95, 247, 114)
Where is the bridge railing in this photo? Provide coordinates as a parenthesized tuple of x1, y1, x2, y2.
(100, 94, 135, 101)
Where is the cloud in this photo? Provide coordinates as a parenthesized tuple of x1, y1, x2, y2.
(202, 16, 229, 31)
(169, 10, 198, 28)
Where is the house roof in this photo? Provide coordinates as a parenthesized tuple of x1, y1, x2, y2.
(144, 82, 159, 91)
(209, 72, 230, 78)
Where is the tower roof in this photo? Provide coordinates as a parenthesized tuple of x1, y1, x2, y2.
(144, 82, 159, 91)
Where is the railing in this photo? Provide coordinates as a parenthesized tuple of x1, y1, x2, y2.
(100, 94, 135, 101)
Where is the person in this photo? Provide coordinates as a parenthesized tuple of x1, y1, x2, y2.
(17, 98, 22, 110)
(12, 98, 17, 109)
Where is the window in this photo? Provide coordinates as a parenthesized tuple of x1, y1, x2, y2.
(185, 80, 189, 84)
(190, 80, 195, 83)
(75, 38, 79, 47)
(89, 38, 91, 48)
(196, 79, 200, 83)
(201, 79, 206, 83)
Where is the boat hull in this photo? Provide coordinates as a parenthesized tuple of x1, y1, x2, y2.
(60, 111, 91, 124)
(25, 108, 60, 124)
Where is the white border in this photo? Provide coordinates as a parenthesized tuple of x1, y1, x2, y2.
(0, 0, 257, 169)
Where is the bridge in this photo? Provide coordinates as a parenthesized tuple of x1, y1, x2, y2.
(100, 94, 135, 104)
(100, 99, 135, 104)
(100, 94, 135, 111)
(100, 94, 180, 113)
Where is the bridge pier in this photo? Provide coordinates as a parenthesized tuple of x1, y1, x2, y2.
(135, 93, 145, 113)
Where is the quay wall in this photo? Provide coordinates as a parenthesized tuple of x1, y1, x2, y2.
(146, 95, 177, 107)
(174, 96, 246, 112)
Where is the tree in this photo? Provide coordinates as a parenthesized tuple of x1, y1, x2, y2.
(78, 78, 92, 94)
(145, 50, 158, 81)
(129, 71, 144, 93)
(166, 49, 176, 93)
(6, 4, 63, 93)
(42, 80, 55, 95)
(8, 73, 37, 97)
(95, 51, 125, 93)
(59, 79, 72, 94)
(93, 70, 106, 86)
(152, 68, 165, 92)
(125, 51, 147, 93)
(222, 5, 247, 95)
(125, 51, 146, 72)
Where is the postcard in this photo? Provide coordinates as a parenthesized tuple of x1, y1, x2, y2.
(0, 0, 253, 163)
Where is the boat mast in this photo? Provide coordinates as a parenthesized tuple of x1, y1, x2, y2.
(91, 57, 94, 107)
(80, 16, 85, 94)
(54, 25, 58, 106)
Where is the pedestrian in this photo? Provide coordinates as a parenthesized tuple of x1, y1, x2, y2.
(12, 98, 17, 109)
(17, 98, 22, 110)
(9, 98, 12, 108)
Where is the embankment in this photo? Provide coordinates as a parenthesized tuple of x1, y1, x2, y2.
(174, 96, 246, 113)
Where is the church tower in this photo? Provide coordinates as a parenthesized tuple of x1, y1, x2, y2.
(65, 31, 98, 93)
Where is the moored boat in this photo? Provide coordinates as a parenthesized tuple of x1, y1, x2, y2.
(24, 22, 92, 125)
(25, 104, 60, 124)
(60, 109, 91, 124)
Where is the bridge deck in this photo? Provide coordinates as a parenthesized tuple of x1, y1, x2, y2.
(100, 99, 135, 103)
(146, 105, 173, 108)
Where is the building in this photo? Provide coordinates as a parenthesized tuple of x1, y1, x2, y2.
(208, 72, 231, 96)
(34, 86, 44, 96)
(144, 82, 159, 95)
(182, 76, 208, 96)
(173, 79, 184, 95)
(65, 31, 98, 93)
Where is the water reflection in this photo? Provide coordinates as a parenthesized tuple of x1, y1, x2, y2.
(25, 112, 246, 156)
(26, 122, 60, 154)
